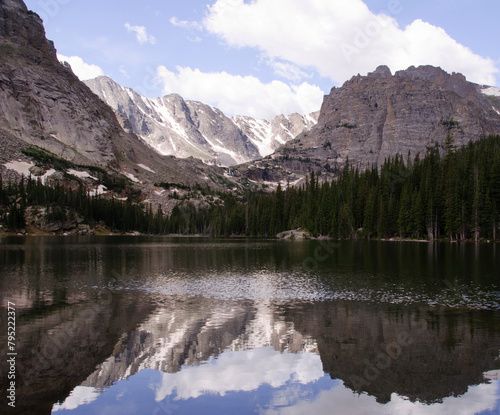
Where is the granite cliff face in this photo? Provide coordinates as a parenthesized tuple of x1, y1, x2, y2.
(0, 0, 235, 198)
(0, 0, 56, 58)
(0, 0, 122, 165)
(314, 65, 500, 169)
(85, 76, 318, 167)
(237, 65, 500, 186)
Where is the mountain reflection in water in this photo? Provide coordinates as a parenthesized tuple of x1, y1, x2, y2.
(0, 237, 498, 415)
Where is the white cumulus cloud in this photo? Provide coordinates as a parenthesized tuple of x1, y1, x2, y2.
(156, 66, 324, 119)
(125, 23, 157, 45)
(57, 54, 104, 80)
(203, 0, 498, 86)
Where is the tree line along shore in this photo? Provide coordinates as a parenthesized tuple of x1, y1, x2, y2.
(1, 135, 499, 242)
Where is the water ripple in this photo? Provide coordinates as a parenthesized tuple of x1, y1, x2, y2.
(105, 270, 500, 310)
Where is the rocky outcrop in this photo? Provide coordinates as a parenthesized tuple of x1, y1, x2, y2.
(276, 228, 313, 240)
(85, 76, 318, 166)
(0, 0, 56, 58)
(25, 206, 94, 235)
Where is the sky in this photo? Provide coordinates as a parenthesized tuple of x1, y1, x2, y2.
(24, 0, 500, 119)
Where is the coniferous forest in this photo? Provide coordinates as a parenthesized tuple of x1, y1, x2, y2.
(1, 135, 499, 241)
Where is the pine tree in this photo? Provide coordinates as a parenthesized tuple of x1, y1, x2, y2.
(338, 204, 354, 239)
(443, 154, 460, 239)
(363, 188, 376, 237)
(398, 185, 411, 237)
(472, 166, 482, 241)
(407, 189, 424, 238)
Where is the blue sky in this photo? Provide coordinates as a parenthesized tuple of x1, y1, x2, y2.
(24, 0, 500, 119)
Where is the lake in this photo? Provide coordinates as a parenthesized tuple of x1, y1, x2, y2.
(0, 237, 499, 414)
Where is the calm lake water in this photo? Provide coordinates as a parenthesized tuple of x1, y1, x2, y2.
(0, 236, 499, 415)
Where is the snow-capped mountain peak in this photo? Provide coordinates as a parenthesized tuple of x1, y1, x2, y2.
(84, 76, 318, 167)
(231, 112, 319, 158)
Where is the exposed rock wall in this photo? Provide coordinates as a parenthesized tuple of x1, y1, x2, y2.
(0, 0, 56, 58)
(308, 65, 500, 170)
(0, 0, 119, 165)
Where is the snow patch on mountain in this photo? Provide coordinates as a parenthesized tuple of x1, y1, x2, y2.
(3, 160, 58, 184)
(67, 169, 98, 181)
(4, 160, 34, 177)
(124, 172, 140, 183)
(231, 112, 319, 158)
(231, 115, 275, 157)
(137, 164, 155, 173)
(481, 86, 500, 97)
(88, 185, 108, 197)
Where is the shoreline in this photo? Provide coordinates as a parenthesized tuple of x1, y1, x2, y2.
(0, 227, 497, 244)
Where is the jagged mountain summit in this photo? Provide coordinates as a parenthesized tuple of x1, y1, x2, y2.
(84, 76, 318, 167)
(230, 111, 319, 158)
(312, 65, 500, 169)
(237, 65, 500, 186)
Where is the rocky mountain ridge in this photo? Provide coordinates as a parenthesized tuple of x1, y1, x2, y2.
(84, 76, 318, 167)
(237, 65, 500, 187)
(0, 0, 242, 218)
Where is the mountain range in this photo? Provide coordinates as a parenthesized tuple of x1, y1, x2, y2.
(0, 0, 240, 208)
(84, 76, 318, 167)
(84, 67, 500, 189)
(1, 0, 500, 208)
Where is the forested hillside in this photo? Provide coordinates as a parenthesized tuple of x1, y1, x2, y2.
(1, 135, 499, 241)
(165, 134, 500, 241)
